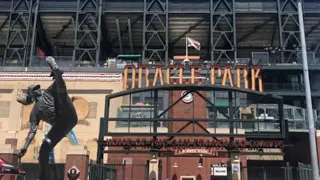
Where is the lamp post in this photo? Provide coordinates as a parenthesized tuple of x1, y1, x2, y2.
(297, 0, 320, 179)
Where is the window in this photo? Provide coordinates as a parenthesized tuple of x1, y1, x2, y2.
(145, 97, 164, 110)
(123, 157, 132, 164)
(132, 96, 140, 104)
(116, 107, 156, 127)
(207, 108, 229, 128)
(284, 108, 294, 120)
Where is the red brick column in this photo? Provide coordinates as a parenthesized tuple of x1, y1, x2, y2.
(0, 144, 19, 180)
(64, 145, 89, 180)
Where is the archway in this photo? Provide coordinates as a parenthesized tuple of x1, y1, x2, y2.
(97, 84, 286, 180)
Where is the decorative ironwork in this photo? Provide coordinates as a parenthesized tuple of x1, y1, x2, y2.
(97, 84, 285, 162)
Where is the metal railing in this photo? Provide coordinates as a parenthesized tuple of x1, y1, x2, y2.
(242, 163, 314, 180)
(263, 83, 320, 92)
(88, 160, 151, 180)
(2, 56, 320, 68)
(263, 83, 303, 91)
(88, 160, 125, 180)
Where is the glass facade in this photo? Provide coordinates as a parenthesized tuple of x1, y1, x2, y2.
(114, 91, 317, 131)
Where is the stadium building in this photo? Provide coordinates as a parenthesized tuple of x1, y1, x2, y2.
(0, 0, 320, 180)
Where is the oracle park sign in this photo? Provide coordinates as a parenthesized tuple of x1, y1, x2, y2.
(123, 64, 263, 92)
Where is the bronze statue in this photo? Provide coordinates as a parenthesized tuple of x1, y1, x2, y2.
(17, 57, 78, 180)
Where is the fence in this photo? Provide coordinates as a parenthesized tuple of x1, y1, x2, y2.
(243, 162, 313, 180)
(17, 163, 65, 180)
(88, 160, 151, 180)
(88, 161, 124, 180)
(15, 161, 313, 180)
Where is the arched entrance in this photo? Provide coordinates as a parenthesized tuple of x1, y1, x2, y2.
(97, 84, 286, 180)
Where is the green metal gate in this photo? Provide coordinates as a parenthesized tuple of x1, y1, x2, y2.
(242, 162, 313, 180)
(88, 160, 162, 180)
(88, 161, 125, 180)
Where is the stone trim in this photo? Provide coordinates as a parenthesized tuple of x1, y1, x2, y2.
(0, 72, 122, 81)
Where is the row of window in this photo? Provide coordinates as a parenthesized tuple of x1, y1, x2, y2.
(115, 121, 308, 130)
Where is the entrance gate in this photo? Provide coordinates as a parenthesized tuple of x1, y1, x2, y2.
(88, 160, 162, 180)
(96, 84, 287, 180)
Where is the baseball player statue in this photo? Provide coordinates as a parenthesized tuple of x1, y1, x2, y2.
(17, 56, 78, 180)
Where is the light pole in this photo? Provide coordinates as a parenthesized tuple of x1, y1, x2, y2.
(297, 0, 320, 179)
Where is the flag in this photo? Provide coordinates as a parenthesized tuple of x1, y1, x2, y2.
(37, 48, 46, 60)
(187, 37, 201, 51)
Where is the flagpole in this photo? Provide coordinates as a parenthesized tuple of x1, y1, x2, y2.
(185, 37, 188, 59)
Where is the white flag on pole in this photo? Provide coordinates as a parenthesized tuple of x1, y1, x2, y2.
(187, 37, 201, 51)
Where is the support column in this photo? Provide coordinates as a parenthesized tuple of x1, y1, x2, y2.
(230, 155, 241, 180)
(3, 0, 33, 67)
(210, 0, 236, 64)
(29, 0, 54, 67)
(277, 0, 301, 63)
(72, 0, 103, 67)
(142, 0, 169, 65)
(64, 145, 90, 180)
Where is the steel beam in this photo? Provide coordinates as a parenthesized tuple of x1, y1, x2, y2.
(72, 0, 102, 67)
(232, 0, 237, 64)
(142, 0, 169, 65)
(29, 0, 54, 67)
(0, 16, 9, 31)
(271, 21, 278, 46)
(115, 18, 123, 54)
(28, 0, 39, 67)
(210, 0, 236, 64)
(52, 17, 74, 39)
(3, 0, 34, 67)
(278, 0, 301, 64)
(170, 18, 207, 46)
(305, 20, 320, 38)
(110, 15, 142, 44)
(127, 18, 134, 53)
(29, 44, 279, 51)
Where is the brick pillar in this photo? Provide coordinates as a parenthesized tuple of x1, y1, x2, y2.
(0, 144, 19, 180)
(168, 89, 207, 132)
(64, 145, 89, 180)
